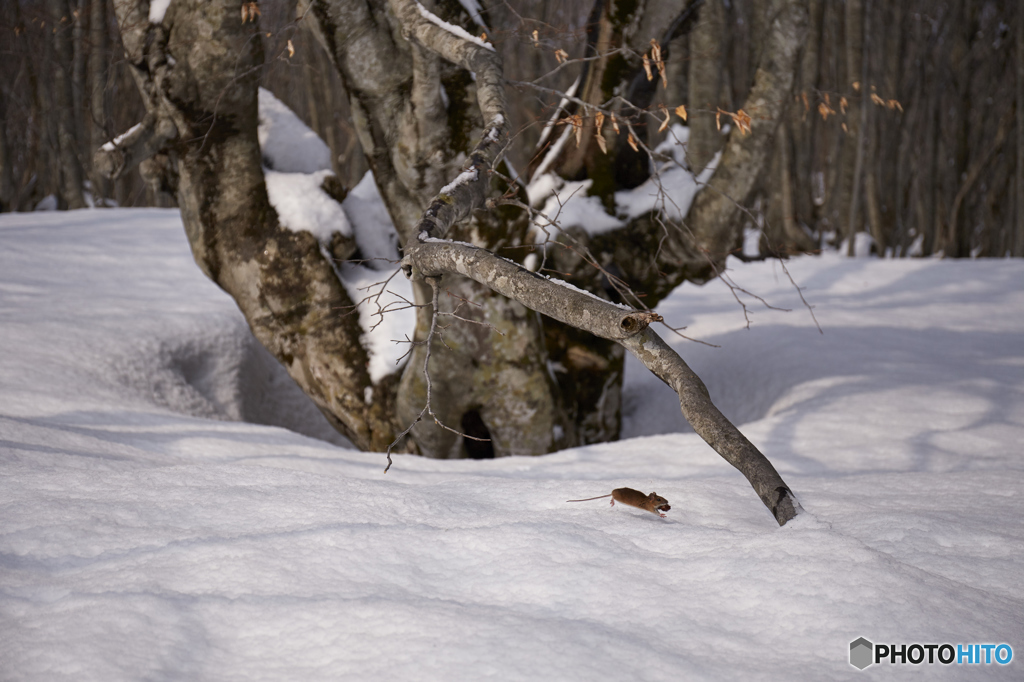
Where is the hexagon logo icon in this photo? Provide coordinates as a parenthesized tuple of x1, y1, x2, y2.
(850, 637, 874, 670)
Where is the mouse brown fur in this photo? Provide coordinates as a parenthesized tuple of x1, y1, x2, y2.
(567, 487, 671, 517)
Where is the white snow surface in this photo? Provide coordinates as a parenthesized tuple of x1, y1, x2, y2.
(342, 170, 401, 265)
(3, 208, 1024, 679)
(257, 88, 333, 174)
(338, 262, 415, 384)
(613, 131, 718, 223)
(533, 178, 624, 236)
(264, 169, 352, 241)
(148, 0, 172, 24)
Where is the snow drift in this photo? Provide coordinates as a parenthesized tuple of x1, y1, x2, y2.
(1, 208, 1022, 680)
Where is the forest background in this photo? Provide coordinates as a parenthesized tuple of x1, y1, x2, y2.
(2, 0, 1022, 260)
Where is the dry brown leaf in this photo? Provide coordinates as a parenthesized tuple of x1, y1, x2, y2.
(241, 2, 260, 23)
(627, 133, 639, 152)
(801, 91, 809, 112)
(818, 102, 833, 121)
(595, 133, 608, 154)
(716, 109, 722, 131)
(643, 54, 653, 82)
(611, 114, 620, 134)
(887, 99, 903, 112)
(532, 29, 539, 47)
(731, 109, 752, 135)
(555, 49, 568, 64)
(287, 39, 295, 58)
(840, 96, 848, 115)
(675, 104, 687, 121)
(657, 104, 671, 133)
(595, 110, 605, 132)
(842, 122, 849, 133)
(650, 40, 666, 88)
(870, 93, 886, 106)
(852, 81, 861, 92)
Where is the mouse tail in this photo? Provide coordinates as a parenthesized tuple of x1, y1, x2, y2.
(566, 494, 613, 502)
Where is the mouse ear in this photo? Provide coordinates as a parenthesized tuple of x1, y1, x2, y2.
(650, 492, 657, 496)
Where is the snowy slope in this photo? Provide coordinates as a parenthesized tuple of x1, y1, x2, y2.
(1, 209, 1022, 680)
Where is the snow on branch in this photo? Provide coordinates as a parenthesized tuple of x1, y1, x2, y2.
(94, 113, 178, 180)
(415, 1, 494, 52)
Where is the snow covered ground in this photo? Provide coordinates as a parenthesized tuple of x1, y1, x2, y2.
(1, 208, 1022, 680)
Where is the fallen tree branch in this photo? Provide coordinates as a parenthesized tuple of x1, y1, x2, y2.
(405, 240, 801, 525)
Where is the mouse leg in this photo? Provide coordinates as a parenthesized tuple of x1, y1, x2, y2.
(610, 499, 615, 507)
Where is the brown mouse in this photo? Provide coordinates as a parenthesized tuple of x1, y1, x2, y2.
(567, 487, 671, 517)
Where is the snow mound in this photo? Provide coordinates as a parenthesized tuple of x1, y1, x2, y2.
(343, 171, 401, 264)
(528, 124, 718, 237)
(264, 169, 352, 241)
(257, 88, 333, 174)
(255, 93, 407, 381)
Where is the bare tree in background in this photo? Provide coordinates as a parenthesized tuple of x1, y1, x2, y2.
(2, 1, 1020, 247)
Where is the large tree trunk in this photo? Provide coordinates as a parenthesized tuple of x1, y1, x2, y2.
(105, 0, 392, 450)
(296, 0, 570, 457)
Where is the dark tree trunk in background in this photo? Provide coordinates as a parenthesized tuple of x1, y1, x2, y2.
(688, 0, 724, 172)
(1015, 5, 1024, 257)
(48, 0, 87, 208)
(73, 0, 87, 163)
(839, 0, 864, 255)
(88, 0, 110, 202)
(0, 90, 12, 212)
